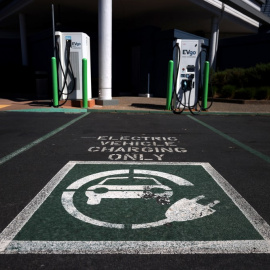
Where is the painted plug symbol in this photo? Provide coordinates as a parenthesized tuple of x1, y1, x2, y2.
(165, 195, 220, 222)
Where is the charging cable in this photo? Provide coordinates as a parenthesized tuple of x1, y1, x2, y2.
(54, 38, 77, 107)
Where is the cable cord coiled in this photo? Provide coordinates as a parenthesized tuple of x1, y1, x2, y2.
(53, 39, 77, 107)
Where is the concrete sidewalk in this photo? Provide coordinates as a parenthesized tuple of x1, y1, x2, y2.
(0, 96, 270, 113)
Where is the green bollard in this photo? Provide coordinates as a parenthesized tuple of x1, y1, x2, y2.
(166, 60, 174, 110)
(51, 57, 58, 107)
(82, 58, 88, 108)
(203, 61, 210, 110)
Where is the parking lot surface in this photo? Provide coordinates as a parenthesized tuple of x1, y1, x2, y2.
(0, 108, 270, 269)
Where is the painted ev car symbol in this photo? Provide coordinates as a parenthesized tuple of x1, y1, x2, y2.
(85, 176, 173, 205)
(61, 169, 220, 229)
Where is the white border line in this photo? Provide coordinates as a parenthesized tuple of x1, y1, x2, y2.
(0, 161, 76, 252)
(5, 240, 270, 254)
(1, 161, 270, 254)
(202, 164, 270, 240)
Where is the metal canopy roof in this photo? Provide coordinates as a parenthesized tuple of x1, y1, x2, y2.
(223, 0, 270, 24)
(0, 0, 268, 38)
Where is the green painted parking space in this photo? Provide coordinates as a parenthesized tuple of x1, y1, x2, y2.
(1, 161, 269, 254)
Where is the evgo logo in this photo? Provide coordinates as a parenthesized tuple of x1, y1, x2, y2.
(183, 50, 196, 57)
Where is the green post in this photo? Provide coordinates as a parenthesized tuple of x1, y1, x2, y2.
(51, 57, 58, 107)
(203, 61, 210, 110)
(82, 58, 88, 108)
(166, 60, 174, 110)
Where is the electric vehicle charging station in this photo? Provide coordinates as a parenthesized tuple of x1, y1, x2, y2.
(55, 31, 92, 102)
(172, 39, 205, 113)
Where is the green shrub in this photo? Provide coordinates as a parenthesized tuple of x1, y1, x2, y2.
(218, 84, 236, 98)
(234, 88, 255, 100)
(211, 70, 226, 89)
(254, 86, 270, 100)
(212, 63, 270, 99)
(210, 85, 219, 97)
(252, 63, 270, 86)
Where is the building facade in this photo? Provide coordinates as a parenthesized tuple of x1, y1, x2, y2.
(0, 0, 269, 99)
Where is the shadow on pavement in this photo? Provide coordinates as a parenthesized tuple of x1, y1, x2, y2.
(131, 103, 166, 110)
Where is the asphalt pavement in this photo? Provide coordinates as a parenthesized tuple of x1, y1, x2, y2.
(0, 97, 270, 269)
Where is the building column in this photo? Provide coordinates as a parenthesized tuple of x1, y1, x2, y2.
(97, 0, 118, 105)
(19, 13, 28, 66)
(209, 16, 219, 70)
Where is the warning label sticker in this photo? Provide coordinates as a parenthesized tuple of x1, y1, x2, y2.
(1, 162, 270, 254)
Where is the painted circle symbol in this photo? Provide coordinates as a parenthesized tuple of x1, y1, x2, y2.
(61, 169, 219, 229)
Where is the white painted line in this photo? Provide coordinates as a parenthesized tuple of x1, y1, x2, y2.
(0, 113, 90, 166)
(4, 240, 270, 254)
(1, 161, 270, 254)
(202, 163, 270, 241)
(0, 162, 76, 252)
